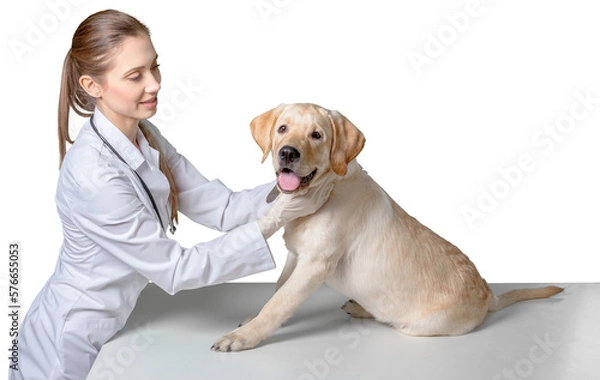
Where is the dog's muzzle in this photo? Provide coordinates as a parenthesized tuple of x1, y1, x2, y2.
(276, 146, 317, 192)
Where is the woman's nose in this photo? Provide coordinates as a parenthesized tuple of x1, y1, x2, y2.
(146, 71, 161, 93)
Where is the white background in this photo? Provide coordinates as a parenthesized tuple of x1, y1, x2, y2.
(2, 0, 599, 318)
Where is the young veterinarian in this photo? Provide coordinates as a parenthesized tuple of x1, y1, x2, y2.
(9, 9, 331, 380)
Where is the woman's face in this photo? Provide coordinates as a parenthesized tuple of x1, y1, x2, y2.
(93, 34, 161, 132)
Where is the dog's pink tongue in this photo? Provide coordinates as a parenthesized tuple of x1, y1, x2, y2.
(278, 171, 301, 192)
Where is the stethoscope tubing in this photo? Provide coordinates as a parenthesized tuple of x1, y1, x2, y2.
(89, 115, 170, 233)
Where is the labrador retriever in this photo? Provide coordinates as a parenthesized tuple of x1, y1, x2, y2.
(211, 103, 563, 352)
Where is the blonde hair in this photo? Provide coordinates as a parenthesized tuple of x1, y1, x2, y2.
(58, 9, 179, 225)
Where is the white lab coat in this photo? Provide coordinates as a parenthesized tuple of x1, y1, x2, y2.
(10, 109, 276, 380)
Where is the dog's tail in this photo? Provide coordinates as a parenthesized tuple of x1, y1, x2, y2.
(488, 286, 564, 312)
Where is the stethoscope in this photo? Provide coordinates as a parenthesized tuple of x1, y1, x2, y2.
(90, 115, 176, 234)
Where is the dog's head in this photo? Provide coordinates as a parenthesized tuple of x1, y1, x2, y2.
(250, 103, 366, 193)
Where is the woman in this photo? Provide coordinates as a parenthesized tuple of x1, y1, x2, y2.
(11, 9, 331, 380)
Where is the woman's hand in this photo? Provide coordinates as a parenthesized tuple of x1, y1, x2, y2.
(258, 183, 335, 239)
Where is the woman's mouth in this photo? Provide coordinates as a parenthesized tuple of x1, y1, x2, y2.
(140, 97, 158, 108)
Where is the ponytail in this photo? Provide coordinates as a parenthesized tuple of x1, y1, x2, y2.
(58, 52, 73, 167)
(58, 49, 93, 167)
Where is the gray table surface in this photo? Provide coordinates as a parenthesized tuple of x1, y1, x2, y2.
(88, 283, 599, 380)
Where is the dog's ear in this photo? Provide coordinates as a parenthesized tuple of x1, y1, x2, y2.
(250, 104, 286, 163)
(328, 110, 366, 176)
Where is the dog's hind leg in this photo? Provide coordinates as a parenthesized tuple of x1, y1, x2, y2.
(342, 300, 374, 319)
(395, 305, 487, 337)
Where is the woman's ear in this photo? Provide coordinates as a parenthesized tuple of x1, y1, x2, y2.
(78, 75, 102, 99)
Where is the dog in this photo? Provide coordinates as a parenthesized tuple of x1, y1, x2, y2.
(211, 103, 563, 352)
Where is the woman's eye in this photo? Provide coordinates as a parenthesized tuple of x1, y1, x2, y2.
(311, 131, 322, 139)
(151, 63, 161, 71)
(128, 73, 142, 81)
(278, 125, 287, 133)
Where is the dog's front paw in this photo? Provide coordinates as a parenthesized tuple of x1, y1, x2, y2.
(211, 329, 261, 352)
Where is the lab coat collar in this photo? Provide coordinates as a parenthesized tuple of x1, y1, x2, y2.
(136, 124, 161, 170)
(92, 108, 158, 170)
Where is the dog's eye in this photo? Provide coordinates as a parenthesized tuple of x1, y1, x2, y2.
(311, 131, 322, 140)
(278, 125, 287, 133)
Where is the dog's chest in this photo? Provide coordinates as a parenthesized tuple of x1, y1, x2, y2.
(281, 186, 366, 260)
(282, 215, 328, 254)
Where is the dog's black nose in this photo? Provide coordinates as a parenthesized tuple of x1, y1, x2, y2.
(279, 146, 300, 165)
